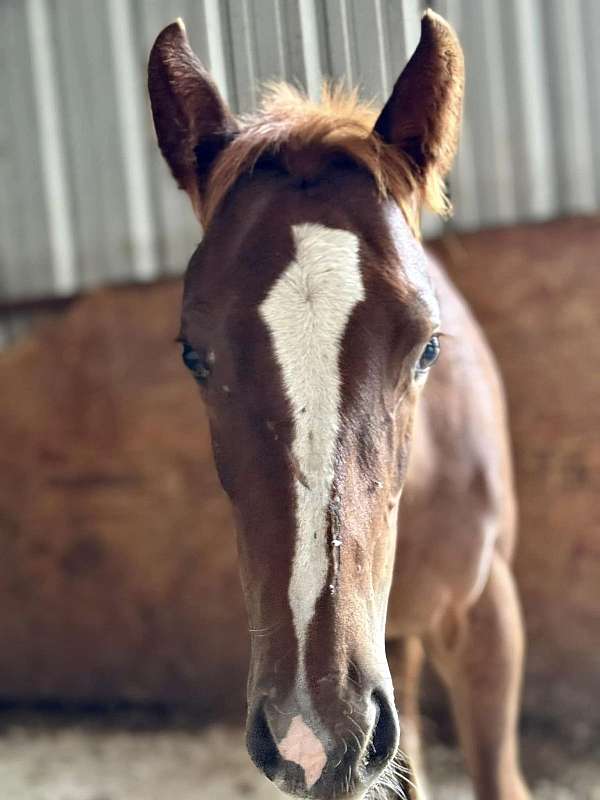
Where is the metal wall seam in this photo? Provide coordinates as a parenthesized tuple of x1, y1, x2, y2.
(322, 0, 353, 85)
(297, 0, 324, 100)
(227, 0, 260, 111)
(50, 1, 132, 288)
(500, 0, 557, 222)
(203, 0, 232, 104)
(396, 0, 422, 75)
(543, 0, 596, 215)
(320, 0, 422, 99)
(430, 0, 480, 232)
(1, 1, 53, 300)
(468, 0, 516, 227)
(581, 0, 600, 209)
(107, 0, 158, 282)
(25, 0, 76, 296)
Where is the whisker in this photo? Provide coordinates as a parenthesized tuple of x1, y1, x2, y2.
(333, 736, 348, 768)
(366, 744, 421, 800)
(346, 713, 368, 740)
(392, 750, 419, 796)
(347, 729, 362, 753)
(346, 658, 362, 688)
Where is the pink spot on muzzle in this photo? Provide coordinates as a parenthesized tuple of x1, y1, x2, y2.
(277, 714, 328, 789)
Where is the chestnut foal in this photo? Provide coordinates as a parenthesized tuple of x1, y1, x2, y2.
(148, 11, 530, 800)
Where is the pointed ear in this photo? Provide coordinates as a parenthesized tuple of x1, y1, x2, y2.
(374, 10, 464, 188)
(148, 20, 238, 221)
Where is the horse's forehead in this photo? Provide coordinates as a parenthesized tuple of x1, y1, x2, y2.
(247, 214, 438, 331)
(259, 222, 366, 419)
(183, 195, 437, 343)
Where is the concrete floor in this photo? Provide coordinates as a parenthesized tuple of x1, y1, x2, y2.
(0, 712, 598, 800)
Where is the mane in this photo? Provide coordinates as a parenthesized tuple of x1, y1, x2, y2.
(202, 83, 451, 236)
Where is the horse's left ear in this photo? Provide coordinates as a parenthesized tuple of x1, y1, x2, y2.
(148, 19, 238, 221)
(374, 10, 464, 188)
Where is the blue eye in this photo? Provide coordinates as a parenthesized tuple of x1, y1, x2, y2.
(181, 342, 212, 382)
(416, 335, 440, 373)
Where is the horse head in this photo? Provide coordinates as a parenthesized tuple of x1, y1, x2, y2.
(148, 12, 463, 798)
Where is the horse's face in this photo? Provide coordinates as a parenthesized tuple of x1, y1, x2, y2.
(149, 12, 463, 799)
(182, 196, 438, 792)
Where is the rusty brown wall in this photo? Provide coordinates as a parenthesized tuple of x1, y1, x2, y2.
(0, 282, 247, 718)
(0, 216, 598, 724)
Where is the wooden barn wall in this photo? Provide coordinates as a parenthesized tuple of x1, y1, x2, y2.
(1, 0, 599, 341)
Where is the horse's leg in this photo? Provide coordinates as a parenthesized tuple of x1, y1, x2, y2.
(387, 635, 428, 799)
(426, 553, 531, 800)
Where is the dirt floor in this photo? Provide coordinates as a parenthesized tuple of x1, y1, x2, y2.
(0, 711, 598, 800)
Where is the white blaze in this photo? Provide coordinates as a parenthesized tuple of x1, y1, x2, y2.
(259, 223, 365, 694)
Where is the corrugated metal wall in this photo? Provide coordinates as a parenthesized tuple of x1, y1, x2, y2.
(438, 0, 600, 230)
(1, 0, 599, 318)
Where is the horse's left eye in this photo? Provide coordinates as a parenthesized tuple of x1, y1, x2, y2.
(416, 335, 441, 374)
(181, 342, 212, 382)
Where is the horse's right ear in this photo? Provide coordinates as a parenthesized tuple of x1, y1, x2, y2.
(148, 20, 238, 221)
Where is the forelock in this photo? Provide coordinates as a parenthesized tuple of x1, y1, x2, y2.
(201, 83, 450, 235)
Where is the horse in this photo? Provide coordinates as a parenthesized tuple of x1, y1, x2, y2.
(148, 11, 531, 800)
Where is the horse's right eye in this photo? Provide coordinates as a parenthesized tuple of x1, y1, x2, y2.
(181, 342, 212, 382)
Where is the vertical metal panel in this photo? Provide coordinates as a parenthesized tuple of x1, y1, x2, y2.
(0, 0, 599, 311)
(322, 0, 420, 101)
(26, 0, 77, 295)
(384, 0, 422, 87)
(541, 0, 596, 214)
(439, 0, 600, 231)
(194, 0, 233, 104)
(581, 0, 600, 208)
(223, 0, 329, 110)
(499, 0, 557, 221)
(444, 0, 558, 228)
(0, 0, 53, 299)
(107, 0, 159, 282)
(297, 0, 326, 100)
(49, 0, 133, 286)
(445, 0, 517, 228)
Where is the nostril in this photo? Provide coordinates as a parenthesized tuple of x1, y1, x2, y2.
(367, 690, 399, 774)
(246, 702, 281, 780)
